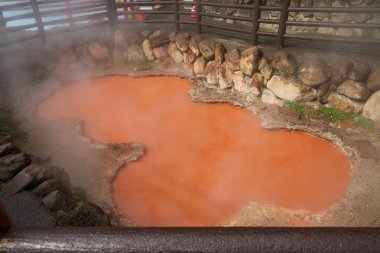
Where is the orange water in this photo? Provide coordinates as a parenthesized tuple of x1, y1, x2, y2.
(37, 76, 351, 226)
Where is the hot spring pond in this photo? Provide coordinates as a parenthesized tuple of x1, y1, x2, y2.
(37, 76, 351, 226)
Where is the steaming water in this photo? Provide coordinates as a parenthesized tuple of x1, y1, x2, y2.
(36, 76, 351, 226)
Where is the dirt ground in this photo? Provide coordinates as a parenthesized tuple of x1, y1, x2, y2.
(0, 32, 379, 227)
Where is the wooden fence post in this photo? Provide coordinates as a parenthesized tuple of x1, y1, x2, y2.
(252, 0, 262, 46)
(174, 0, 180, 32)
(107, 0, 118, 29)
(0, 8, 6, 42)
(30, 0, 46, 43)
(195, 0, 201, 34)
(276, 0, 290, 49)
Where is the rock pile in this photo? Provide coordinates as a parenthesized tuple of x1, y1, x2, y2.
(113, 29, 379, 122)
(0, 136, 110, 227)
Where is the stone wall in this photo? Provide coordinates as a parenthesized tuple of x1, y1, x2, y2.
(100, 28, 380, 122)
(203, 0, 380, 40)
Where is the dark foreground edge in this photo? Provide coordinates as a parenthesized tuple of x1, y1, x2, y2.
(1, 227, 380, 253)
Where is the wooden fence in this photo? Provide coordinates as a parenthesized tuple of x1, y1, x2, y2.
(1, 0, 380, 49)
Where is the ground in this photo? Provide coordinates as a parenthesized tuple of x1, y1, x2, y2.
(0, 29, 379, 227)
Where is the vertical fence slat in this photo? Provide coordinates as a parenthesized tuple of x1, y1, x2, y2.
(0, 8, 6, 42)
(276, 0, 290, 49)
(107, 0, 117, 29)
(174, 0, 180, 32)
(196, 0, 201, 34)
(30, 0, 47, 43)
(252, 0, 262, 46)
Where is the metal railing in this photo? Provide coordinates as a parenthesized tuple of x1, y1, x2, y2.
(1, 0, 380, 49)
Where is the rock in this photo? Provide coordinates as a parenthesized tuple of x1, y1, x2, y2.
(183, 49, 197, 64)
(32, 179, 57, 197)
(233, 71, 248, 92)
(148, 29, 169, 48)
(363, 90, 380, 122)
(141, 30, 152, 38)
(249, 73, 264, 96)
(261, 88, 284, 106)
(367, 69, 380, 92)
(298, 59, 331, 87)
(127, 44, 146, 62)
(0, 191, 56, 228)
(57, 201, 110, 227)
(189, 34, 203, 56)
(113, 48, 128, 62)
(328, 93, 363, 114)
(215, 43, 226, 66)
(0, 136, 8, 146)
(168, 31, 176, 42)
(331, 61, 353, 85)
(218, 64, 234, 89)
(240, 46, 262, 76)
(0, 143, 20, 157)
(194, 57, 206, 76)
(199, 40, 217, 61)
(272, 51, 297, 77)
(337, 79, 369, 100)
(168, 42, 183, 63)
(225, 49, 241, 71)
(152, 46, 169, 61)
(348, 62, 371, 82)
(175, 32, 191, 52)
(267, 75, 317, 102)
(258, 57, 273, 80)
(114, 29, 127, 48)
(89, 42, 110, 62)
(203, 61, 219, 84)
(142, 39, 154, 61)
(317, 82, 331, 103)
(2, 164, 47, 195)
(0, 153, 31, 182)
(42, 191, 75, 212)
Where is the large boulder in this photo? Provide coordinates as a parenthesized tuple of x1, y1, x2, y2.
(114, 29, 127, 48)
(266, 75, 317, 102)
(328, 93, 363, 114)
(183, 49, 197, 64)
(42, 190, 75, 212)
(317, 82, 331, 103)
(175, 32, 191, 52)
(0, 143, 20, 157)
(194, 57, 206, 75)
(57, 201, 110, 227)
(249, 72, 264, 96)
(218, 64, 234, 89)
(203, 61, 219, 84)
(240, 46, 261, 76)
(148, 29, 169, 48)
(363, 91, 380, 122)
(337, 79, 369, 100)
(258, 57, 273, 80)
(298, 59, 330, 87)
(127, 44, 146, 62)
(142, 39, 154, 61)
(271, 51, 297, 77)
(225, 48, 241, 71)
(367, 69, 380, 92)
(189, 34, 203, 56)
(261, 88, 284, 106)
(32, 179, 57, 197)
(2, 164, 48, 195)
(233, 71, 248, 92)
(113, 48, 128, 62)
(0, 153, 31, 182)
(199, 39, 217, 60)
(168, 42, 183, 63)
(89, 42, 110, 62)
(214, 43, 226, 66)
(348, 62, 371, 82)
(153, 46, 170, 61)
(331, 61, 352, 85)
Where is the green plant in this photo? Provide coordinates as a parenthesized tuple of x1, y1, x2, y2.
(72, 186, 87, 203)
(283, 101, 377, 134)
